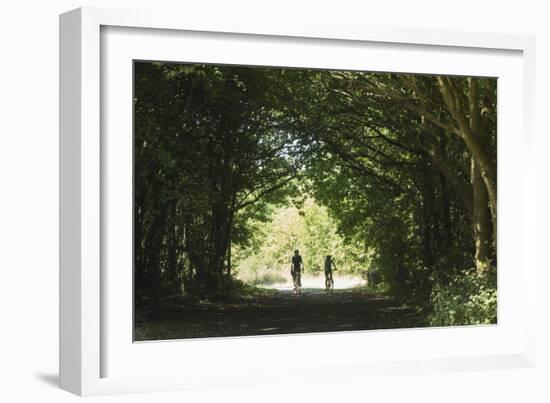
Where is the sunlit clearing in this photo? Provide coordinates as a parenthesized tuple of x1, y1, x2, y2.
(260, 275, 365, 291)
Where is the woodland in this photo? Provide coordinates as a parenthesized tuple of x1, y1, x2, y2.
(134, 61, 497, 339)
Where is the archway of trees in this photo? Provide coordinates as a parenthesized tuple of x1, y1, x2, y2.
(134, 61, 497, 327)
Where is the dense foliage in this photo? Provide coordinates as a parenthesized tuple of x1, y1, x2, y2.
(429, 267, 497, 326)
(134, 61, 497, 325)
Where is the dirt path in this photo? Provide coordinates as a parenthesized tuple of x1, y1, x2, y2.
(135, 288, 421, 341)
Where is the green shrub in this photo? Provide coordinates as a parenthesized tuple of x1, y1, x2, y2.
(429, 268, 497, 326)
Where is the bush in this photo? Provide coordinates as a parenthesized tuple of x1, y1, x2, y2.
(428, 267, 497, 326)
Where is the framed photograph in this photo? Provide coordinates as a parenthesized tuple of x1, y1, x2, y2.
(60, 6, 537, 396)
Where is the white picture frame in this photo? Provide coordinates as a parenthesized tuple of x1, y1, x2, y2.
(59, 6, 537, 396)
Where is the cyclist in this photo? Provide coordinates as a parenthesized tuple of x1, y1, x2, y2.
(291, 249, 304, 294)
(324, 255, 336, 294)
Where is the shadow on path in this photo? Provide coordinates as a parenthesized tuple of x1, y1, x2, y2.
(135, 288, 421, 341)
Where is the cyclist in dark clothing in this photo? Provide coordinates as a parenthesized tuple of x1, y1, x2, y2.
(291, 249, 304, 294)
(324, 255, 336, 293)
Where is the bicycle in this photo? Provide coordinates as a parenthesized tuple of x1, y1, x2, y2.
(291, 267, 302, 295)
(325, 271, 334, 294)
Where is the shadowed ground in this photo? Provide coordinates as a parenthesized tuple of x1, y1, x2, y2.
(135, 288, 423, 341)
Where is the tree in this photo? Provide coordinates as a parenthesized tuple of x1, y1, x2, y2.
(134, 61, 497, 317)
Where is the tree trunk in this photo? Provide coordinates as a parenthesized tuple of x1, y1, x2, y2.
(472, 157, 492, 273)
(437, 76, 497, 249)
(134, 197, 145, 306)
(227, 237, 232, 278)
(166, 202, 178, 293)
(146, 207, 167, 319)
(423, 135, 474, 223)
(467, 78, 493, 272)
(419, 132, 435, 268)
(438, 132, 453, 252)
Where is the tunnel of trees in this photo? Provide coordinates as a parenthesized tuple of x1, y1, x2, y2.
(134, 61, 497, 326)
